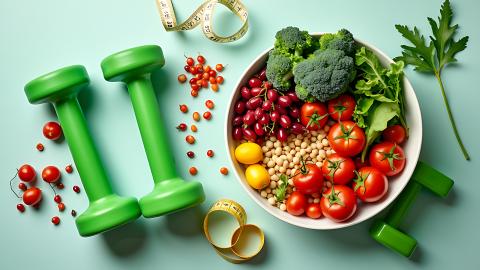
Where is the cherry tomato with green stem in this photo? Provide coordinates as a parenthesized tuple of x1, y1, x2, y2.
(382, 125, 407, 144)
(321, 154, 355, 185)
(369, 142, 406, 176)
(300, 102, 328, 131)
(292, 160, 323, 194)
(320, 185, 357, 222)
(327, 94, 355, 121)
(353, 167, 388, 202)
(327, 121, 366, 157)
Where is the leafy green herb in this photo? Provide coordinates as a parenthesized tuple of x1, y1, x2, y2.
(275, 174, 289, 202)
(395, 0, 470, 160)
(352, 47, 406, 160)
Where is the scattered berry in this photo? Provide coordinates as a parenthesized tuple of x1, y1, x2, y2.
(71, 210, 77, 217)
(197, 55, 206, 64)
(220, 167, 229, 175)
(36, 143, 44, 152)
(57, 203, 65, 212)
(186, 135, 196, 144)
(177, 123, 187, 131)
(179, 104, 188, 113)
(201, 79, 209, 88)
(202, 72, 210, 80)
(18, 182, 27, 191)
(65, 164, 73, 174)
(203, 111, 212, 120)
(22, 187, 42, 205)
(191, 84, 200, 91)
(18, 164, 36, 182)
(184, 65, 191, 72)
(187, 151, 195, 158)
(207, 150, 214, 157)
(43, 121, 62, 140)
(215, 63, 224, 72)
(191, 89, 199, 97)
(204, 65, 212, 72)
(193, 112, 200, 122)
(209, 77, 216, 84)
(51, 216, 60, 225)
(186, 57, 195, 66)
(211, 84, 219, 92)
(205, 100, 215, 109)
(41, 166, 61, 183)
(73, 185, 81, 193)
(208, 70, 217, 77)
(54, 195, 62, 203)
(189, 167, 198, 175)
(191, 124, 198, 132)
(216, 76, 224, 84)
(17, 203, 25, 212)
(56, 182, 64, 189)
(177, 74, 187, 83)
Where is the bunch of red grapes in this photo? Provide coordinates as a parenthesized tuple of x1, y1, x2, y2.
(232, 68, 305, 143)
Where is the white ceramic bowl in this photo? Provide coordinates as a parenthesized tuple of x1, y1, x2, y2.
(225, 34, 422, 230)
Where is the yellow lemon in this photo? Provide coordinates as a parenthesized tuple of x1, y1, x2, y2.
(234, 142, 263, 164)
(245, 164, 270, 190)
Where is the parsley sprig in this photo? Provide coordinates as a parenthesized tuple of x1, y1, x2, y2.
(395, 0, 470, 160)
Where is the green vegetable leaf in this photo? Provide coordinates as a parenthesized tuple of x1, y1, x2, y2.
(275, 174, 289, 202)
(395, 0, 470, 160)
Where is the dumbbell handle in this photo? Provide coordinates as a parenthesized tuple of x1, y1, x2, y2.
(127, 76, 177, 183)
(55, 98, 113, 201)
(384, 181, 421, 228)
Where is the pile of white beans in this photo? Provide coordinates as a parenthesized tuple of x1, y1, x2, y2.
(259, 124, 335, 211)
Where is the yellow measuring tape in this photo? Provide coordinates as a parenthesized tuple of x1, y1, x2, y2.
(156, 0, 248, 43)
(203, 199, 265, 263)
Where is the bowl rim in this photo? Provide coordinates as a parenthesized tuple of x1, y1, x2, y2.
(224, 33, 423, 230)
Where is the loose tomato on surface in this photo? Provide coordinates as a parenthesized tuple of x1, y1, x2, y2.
(286, 191, 308, 216)
(22, 187, 42, 206)
(306, 203, 322, 219)
(320, 185, 357, 222)
(43, 121, 62, 140)
(292, 161, 323, 194)
(382, 125, 407, 144)
(41, 166, 61, 183)
(18, 164, 36, 182)
(300, 102, 328, 131)
(327, 94, 355, 121)
(369, 142, 406, 176)
(327, 121, 366, 157)
(321, 154, 355, 185)
(353, 167, 388, 202)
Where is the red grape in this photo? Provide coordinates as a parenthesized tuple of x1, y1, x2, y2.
(274, 104, 287, 114)
(249, 78, 262, 88)
(254, 107, 264, 120)
(291, 122, 305, 134)
(232, 116, 243, 126)
(258, 69, 267, 81)
(277, 128, 288, 142)
(286, 91, 300, 103)
(258, 114, 270, 125)
(243, 128, 257, 141)
(279, 115, 292, 128)
(267, 89, 279, 101)
(270, 111, 280, 123)
(233, 127, 243, 140)
(289, 107, 300, 118)
(243, 111, 256, 126)
(250, 87, 263, 97)
(277, 96, 292, 108)
(234, 101, 246, 114)
(262, 100, 273, 111)
(254, 122, 265, 136)
(241, 87, 251, 100)
(246, 97, 263, 110)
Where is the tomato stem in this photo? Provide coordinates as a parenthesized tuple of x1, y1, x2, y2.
(9, 170, 21, 198)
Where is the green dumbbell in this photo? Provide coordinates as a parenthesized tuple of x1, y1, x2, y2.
(101, 45, 205, 218)
(370, 161, 454, 257)
(24, 65, 141, 236)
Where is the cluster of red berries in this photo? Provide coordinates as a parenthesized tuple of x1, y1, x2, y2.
(177, 54, 225, 97)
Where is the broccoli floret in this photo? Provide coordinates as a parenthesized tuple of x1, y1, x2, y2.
(293, 49, 355, 102)
(319, 29, 355, 56)
(266, 50, 295, 91)
(274, 26, 313, 57)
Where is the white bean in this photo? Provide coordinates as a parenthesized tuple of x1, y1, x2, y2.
(280, 204, 287, 211)
(268, 168, 276, 175)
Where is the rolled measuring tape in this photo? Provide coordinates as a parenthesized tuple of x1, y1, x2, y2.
(203, 199, 265, 263)
(156, 0, 248, 43)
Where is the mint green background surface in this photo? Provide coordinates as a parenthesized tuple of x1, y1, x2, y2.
(0, 0, 478, 269)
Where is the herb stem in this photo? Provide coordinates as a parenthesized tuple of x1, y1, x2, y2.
(434, 71, 470, 160)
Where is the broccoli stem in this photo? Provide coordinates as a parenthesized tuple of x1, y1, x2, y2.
(434, 71, 470, 160)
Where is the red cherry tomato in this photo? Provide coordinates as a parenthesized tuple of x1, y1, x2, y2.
(292, 163, 323, 194)
(369, 142, 406, 176)
(306, 203, 322, 219)
(382, 125, 406, 144)
(353, 167, 388, 202)
(300, 102, 328, 131)
(327, 94, 355, 121)
(43, 121, 62, 140)
(22, 187, 42, 205)
(286, 191, 307, 216)
(320, 185, 357, 222)
(18, 164, 36, 182)
(321, 154, 355, 185)
(41, 166, 61, 183)
(327, 121, 366, 157)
